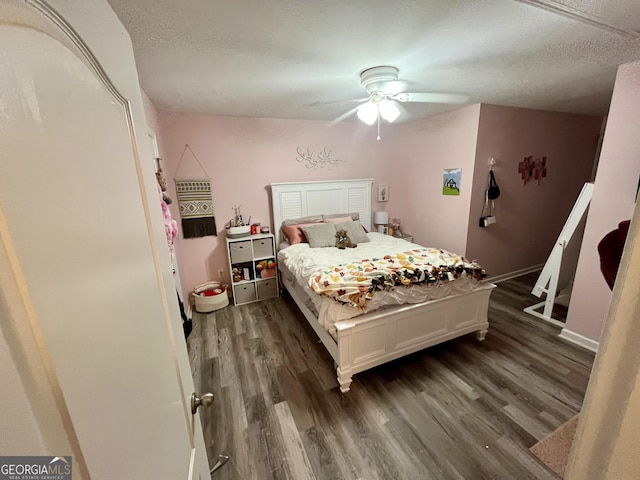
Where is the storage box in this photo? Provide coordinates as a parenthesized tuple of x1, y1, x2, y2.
(253, 238, 274, 257)
(229, 240, 252, 263)
(233, 284, 257, 304)
(257, 279, 278, 300)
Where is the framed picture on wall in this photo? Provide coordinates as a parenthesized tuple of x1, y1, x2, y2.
(377, 185, 389, 202)
(443, 168, 461, 196)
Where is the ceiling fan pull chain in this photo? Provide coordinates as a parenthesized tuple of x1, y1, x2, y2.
(377, 113, 381, 140)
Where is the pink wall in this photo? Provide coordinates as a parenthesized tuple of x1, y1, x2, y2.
(156, 102, 604, 300)
(387, 105, 481, 255)
(566, 61, 640, 342)
(466, 104, 602, 277)
(157, 113, 395, 297)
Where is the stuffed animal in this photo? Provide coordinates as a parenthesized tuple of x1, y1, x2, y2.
(335, 229, 357, 249)
(155, 159, 173, 204)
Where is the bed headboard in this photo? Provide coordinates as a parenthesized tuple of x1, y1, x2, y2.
(270, 179, 373, 244)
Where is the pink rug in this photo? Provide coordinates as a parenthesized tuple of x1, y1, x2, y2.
(530, 415, 579, 477)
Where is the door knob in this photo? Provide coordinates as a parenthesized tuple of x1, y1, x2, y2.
(191, 392, 214, 414)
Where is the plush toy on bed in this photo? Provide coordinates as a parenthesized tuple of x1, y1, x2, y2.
(335, 229, 357, 249)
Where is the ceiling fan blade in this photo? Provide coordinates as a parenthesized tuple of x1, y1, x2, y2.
(328, 106, 360, 126)
(394, 92, 470, 104)
(395, 101, 409, 120)
(307, 97, 369, 107)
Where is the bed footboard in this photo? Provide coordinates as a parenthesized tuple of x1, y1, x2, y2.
(333, 283, 496, 392)
(280, 263, 495, 392)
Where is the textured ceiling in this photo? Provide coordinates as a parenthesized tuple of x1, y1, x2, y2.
(107, 0, 640, 122)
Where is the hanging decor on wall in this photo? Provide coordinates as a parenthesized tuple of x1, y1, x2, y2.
(174, 144, 217, 238)
(296, 146, 344, 170)
(443, 168, 461, 196)
(377, 185, 389, 202)
(155, 158, 179, 261)
(518, 155, 548, 186)
(155, 157, 172, 204)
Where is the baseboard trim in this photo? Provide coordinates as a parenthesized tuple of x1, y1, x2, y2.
(484, 263, 544, 284)
(559, 328, 599, 353)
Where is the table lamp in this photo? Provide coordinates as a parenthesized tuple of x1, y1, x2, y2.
(374, 211, 389, 233)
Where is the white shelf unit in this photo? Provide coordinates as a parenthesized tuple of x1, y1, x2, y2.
(226, 233, 279, 306)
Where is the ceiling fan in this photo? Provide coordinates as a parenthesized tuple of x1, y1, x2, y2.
(338, 66, 469, 139)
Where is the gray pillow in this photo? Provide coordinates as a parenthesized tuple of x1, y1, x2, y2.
(301, 223, 337, 248)
(335, 220, 370, 244)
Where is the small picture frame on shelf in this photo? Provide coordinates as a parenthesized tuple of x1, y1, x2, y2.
(377, 185, 389, 202)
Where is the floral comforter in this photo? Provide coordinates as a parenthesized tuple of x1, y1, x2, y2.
(310, 247, 486, 309)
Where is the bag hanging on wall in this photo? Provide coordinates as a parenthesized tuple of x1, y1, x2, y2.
(479, 169, 499, 227)
(487, 170, 501, 200)
(479, 197, 496, 227)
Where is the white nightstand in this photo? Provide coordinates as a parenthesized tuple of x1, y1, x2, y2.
(397, 233, 413, 242)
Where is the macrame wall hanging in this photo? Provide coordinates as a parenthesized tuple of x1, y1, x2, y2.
(174, 144, 217, 239)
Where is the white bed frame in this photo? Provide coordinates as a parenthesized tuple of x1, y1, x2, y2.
(270, 179, 496, 392)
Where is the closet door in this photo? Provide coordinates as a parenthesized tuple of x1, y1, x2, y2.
(0, 2, 208, 478)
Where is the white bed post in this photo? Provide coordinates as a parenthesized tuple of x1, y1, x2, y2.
(523, 183, 594, 326)
(335, 323, 354, 393)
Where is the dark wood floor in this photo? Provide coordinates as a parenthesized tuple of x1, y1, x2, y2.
(187, 272, 594, 480)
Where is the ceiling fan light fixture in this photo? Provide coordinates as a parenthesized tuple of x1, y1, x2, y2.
(357, 101, 378, 125)
(331, 65, 469, 131)
(379, 99, 400, 122)
(360, 66, 399, 93)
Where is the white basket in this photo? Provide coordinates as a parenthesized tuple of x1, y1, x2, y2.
(193, 282, 229, 313)
(227, 225, 251, 238)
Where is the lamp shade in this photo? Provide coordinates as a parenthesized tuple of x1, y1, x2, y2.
(379, 99, 400, 122)
(357, 101, 378, 125)
(374, 211, 389, 225)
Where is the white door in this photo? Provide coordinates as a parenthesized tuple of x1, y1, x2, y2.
(0, 3, 208, 479)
